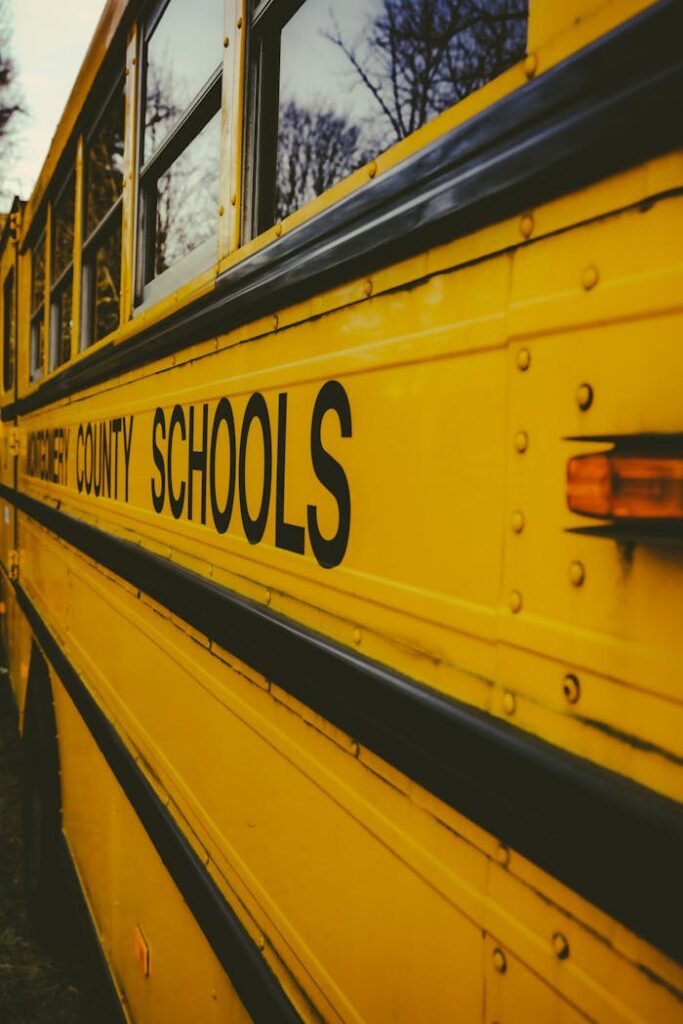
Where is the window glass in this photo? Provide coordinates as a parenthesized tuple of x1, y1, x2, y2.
(3, 270, 15, 392)
(93, 208, 122, 343)
(143, 0, 224, 161)
(86, 85, 125, 239)
(51, 278, 72, 368)
(30, 230, 46, 381)
(154, 110, 221, 275)
(31, 233, 45, 314)
(53, 176, 75, 282)
(274, 0, 527, 220)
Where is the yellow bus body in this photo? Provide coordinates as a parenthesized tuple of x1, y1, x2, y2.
(0, 1, 681, 1022)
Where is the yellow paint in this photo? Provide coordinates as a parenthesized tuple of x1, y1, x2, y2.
(1, 0, 681, 1022)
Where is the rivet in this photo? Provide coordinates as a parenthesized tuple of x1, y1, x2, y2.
(576, 382, 593, 411)
(508, 590, 523, 614)
(495, 843, 510, 867)
(516, 347, 531, 371)
(523, 53, 537, 78)
(514, 430, 528, 453)
(353, 627, 362, 645)
(350, 740, 360, 757)
(237, 15, 243, 28)
(492, 948, 507, 974)
(520, 213, 534, 238)
(223, 35, 230, 47)
(230, 192, 237, 206)
(552, 932, 570, 960)
(569, 561, 585, 587)
(274, 222, 283, 237)
(368, 160, 378, 179)
(124, 67, 130, 77)
(211, 988, 217, 1001)
(265, 588, 272, 605)
(272, 314, 279, 330)
(511, 510, 525, 534)
(502, 691, 516, 716)
(257, 935, 265, 951)
(581, 265, 599, 290)
(218, 204, 225, 217)
(132, 56, 137, 65)
(363, 279, 373, 297)
(562, 673, 581, 704)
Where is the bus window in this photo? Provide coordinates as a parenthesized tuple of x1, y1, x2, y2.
(82, 80, 125, 347)
(136, 0, 224, 301)
(29, 228, 46, 381)
(3, 268, 15, 393)
(247, 0, 528, 231)
(50, 173, 75, 369)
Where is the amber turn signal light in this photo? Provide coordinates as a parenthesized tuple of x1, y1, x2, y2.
(567, 452, 683, 519)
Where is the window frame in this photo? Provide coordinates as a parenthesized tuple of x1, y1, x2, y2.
(134, 0, 225, 309)
(2, 266, 16, 395)
(29, 226, 47, 384)
(49, 169, 76, 371)
(80, 71, 126, 350)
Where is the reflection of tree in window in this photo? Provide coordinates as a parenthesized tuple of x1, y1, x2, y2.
(327, 0, 528, 141)
(276, 102, 374, 220)
(275, 0, 527, 219)
(86, 92, 124, 238)
(83, 83, 124, 346)
(150, 109, 220, 276)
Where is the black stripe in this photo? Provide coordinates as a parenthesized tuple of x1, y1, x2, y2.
(10, 577, 304, 1024)
(3, 483, 682, 965)
(4, 0, 682, 422)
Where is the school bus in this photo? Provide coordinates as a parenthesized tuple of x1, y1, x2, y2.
(0, 0, 681, 1021)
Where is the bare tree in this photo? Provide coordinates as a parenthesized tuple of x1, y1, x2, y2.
(0, 0, 24, 204)
(276, 99, 375, 220)
(326, 0, 527, 144)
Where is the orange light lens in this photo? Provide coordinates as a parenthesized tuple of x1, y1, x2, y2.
(567, 453, 683, 519)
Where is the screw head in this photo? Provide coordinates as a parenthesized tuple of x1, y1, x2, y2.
(514, 430, 529, 453)
(223, 35, 230, 47)
(230, 192, 237, 206)
(581, 265, 599, 290)
(350, 740, 360, 757)
(508, 590, 523, 614)
(353, 627, 362, 645)
(520, 213, 534, 238)
(503, 691, 516, 716)
(363, 279, 373, 297)
(272, 314, 279, 330)
(368, 160, 378, 179)
(576, 383, 593, 411)
(274, 222, 283, 237)
(552, 932, 570, 960)
(516, 347, 531, 371)
(495, 843, 510, 867)
(218, 204, 225, 217)
(569, 561, 585, 587)
(524, 53, 538, 78)
(511, 510, 525, 534)
(237, 15, 243, 28)
(265, 588, 272, 605)
(492, 948, 507, 974)
(563, 673, 581, 704)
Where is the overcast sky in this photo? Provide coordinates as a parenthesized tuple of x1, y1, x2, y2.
(6, 0, 104, 201)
